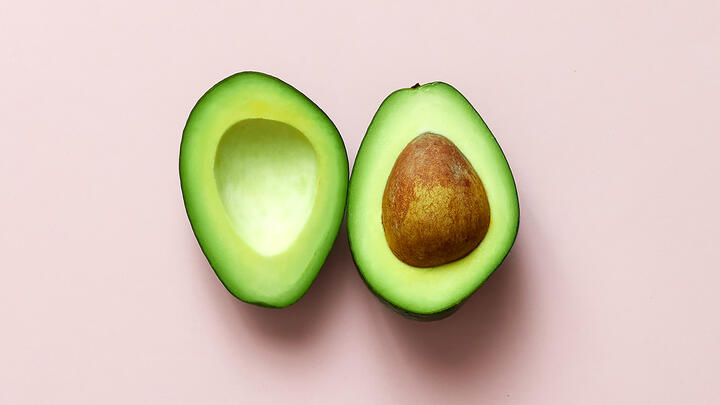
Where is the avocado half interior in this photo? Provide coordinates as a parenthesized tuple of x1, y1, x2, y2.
(180, 72, 348, 307)
(347, 82, 519, 318)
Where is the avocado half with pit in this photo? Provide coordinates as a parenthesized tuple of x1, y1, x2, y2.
(347, 82, 519, 320)
(180, 72, 348, 307)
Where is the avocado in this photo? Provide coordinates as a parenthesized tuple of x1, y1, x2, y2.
(180, 72, 348, 307)
(347, 82, 519, 320)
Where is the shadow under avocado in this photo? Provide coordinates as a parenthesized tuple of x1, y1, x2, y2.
(375, 235, 529, 378)
(236, 223, 351, 343)
(189, 220, 353, 346)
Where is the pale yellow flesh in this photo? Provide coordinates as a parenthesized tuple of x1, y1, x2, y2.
(214, 119, 318, 257)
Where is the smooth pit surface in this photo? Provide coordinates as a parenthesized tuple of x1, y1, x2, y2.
(214, 118, 318, 256)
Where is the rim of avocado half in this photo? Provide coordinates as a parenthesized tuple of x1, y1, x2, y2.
(347, 81, 519, 320)
(180, 71, 348, 308)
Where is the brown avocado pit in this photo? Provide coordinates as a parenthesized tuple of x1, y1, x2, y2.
(381, 133, 491, 268)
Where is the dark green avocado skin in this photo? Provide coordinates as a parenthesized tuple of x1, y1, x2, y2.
(376, 290, 463, 321)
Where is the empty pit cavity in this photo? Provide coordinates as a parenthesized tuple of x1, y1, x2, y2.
(214, 119, 318, 256)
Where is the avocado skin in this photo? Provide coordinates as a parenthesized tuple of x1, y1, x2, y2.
(375, 288, 463, 321)
(179, 71, 348, 308)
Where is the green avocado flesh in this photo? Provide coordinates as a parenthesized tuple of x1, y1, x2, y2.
(347, 82, 519, 318)
(180, 72, 348, 307)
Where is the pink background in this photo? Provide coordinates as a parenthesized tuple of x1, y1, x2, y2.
(2, 1, 719, 403)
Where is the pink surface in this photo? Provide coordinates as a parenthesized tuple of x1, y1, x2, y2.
(1, 1, 719, 403)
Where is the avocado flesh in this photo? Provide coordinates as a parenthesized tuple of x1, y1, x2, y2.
(215, 119, 318, 257)
(180, 72, 348, 307)
(347, 82, 519, 318)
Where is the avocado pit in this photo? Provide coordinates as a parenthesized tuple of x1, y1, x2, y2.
(381, 133, 490, 267)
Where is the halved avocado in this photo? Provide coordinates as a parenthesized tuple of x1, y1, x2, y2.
(347, 82, 519, 320)
(180, 72, 348, 307)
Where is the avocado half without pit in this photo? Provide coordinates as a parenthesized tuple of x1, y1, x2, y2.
(180, 72, 348, 307)
(347, 82, 519, 320)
